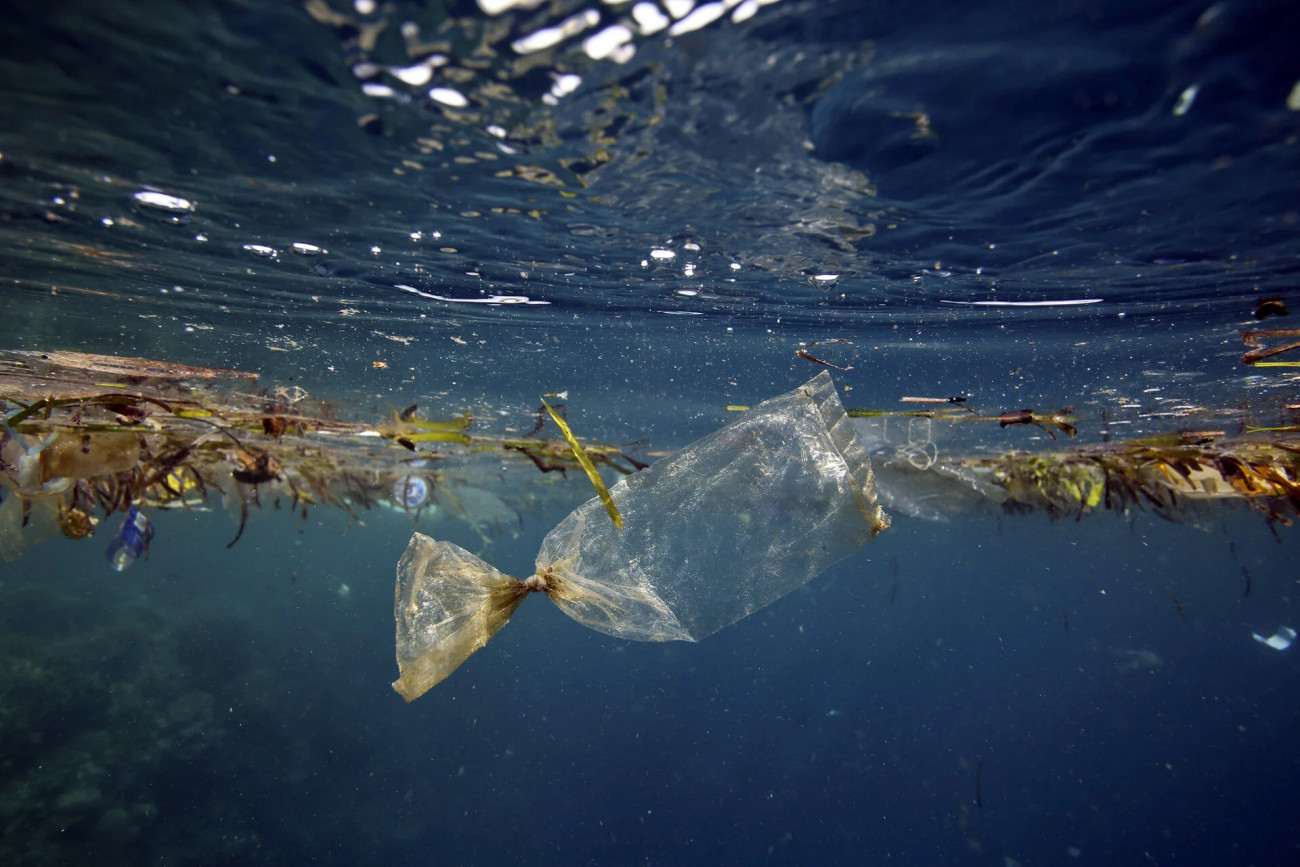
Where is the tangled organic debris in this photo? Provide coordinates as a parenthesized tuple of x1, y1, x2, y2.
(2, 349, 1299, 564)
(0, 351, 646, 561)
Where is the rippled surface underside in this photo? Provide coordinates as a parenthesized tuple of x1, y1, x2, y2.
(3, 0, 1298, 423)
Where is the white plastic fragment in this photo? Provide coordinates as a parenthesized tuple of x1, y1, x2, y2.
(1253, 626, 1297, 651)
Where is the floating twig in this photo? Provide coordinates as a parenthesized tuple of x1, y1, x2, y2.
(795, 339, 854, 371)
(1241, 329, 1300, 365)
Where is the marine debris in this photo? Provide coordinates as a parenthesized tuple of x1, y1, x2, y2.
(943, 434, 1300, 522)
(4, 348, 1300, 565)
(392, 372, 889, 699)
(848, 404, 1079, 440)
(0, 350, 643, 561)
(795, 338, 855, 371)
(852, 386, 1300, 526)
(1241, 329, 1300, 365)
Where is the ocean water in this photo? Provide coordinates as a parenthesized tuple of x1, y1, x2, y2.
(2, 0, 1300, 864)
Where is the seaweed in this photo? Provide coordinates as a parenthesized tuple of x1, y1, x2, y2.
(4, 349, 1300, 564)
(0, 350, 647, 560)
(541, 397, 622, 529)
(934, 435, 1300, 525)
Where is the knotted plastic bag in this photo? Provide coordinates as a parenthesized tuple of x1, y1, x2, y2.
(392, 371, 890, 700)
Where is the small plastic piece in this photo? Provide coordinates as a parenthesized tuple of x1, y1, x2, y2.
(392, 372, 890, 700)
(1252, 626, 1296, 651)
(393, 476, 429, 510)
(106, 505, 153, 572)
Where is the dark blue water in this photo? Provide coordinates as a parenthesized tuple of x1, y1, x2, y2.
(3, 0, 1300, 864)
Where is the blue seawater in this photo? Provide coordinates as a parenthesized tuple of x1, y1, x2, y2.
(2, 1, 1299, 864)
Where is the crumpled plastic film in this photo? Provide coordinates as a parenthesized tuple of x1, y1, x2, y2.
(392, 536, 529, 701)
(392, 371, 890, 700)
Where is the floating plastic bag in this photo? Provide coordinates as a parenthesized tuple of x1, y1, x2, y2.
(392, 371, 891, 700)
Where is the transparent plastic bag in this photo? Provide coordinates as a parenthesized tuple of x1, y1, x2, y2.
(392, 371, 890, 701)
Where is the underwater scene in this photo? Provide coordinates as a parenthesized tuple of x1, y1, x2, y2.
(3, 0, 1300, 864)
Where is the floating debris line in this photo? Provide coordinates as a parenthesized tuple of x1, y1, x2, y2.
(0, 351, 643, 561)
(3, 350, 1299, 563)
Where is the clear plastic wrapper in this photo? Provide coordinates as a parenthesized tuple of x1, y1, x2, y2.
(393, 371, 890, 700)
